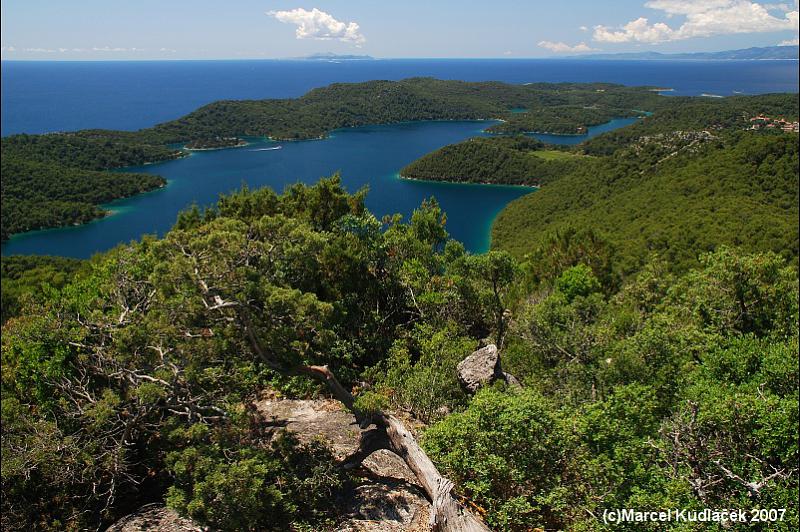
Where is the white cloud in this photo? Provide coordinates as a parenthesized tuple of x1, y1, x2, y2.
(267, 8, 365, 45)
(1, 46, 17, 52)
(779, 36, 800, 43)
(579, 25, 589, 31)
(538, 40, 599, 53)
(593, 17, 675, 43)
(593, 1, 799, 43)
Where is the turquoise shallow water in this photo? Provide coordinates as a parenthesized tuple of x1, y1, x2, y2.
(2, 117, 646, 258)
(529, 117, 639, 144)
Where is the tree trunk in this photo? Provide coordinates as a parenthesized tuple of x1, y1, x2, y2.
(293, 365, 490, 531)
(382, 414, 490, 531)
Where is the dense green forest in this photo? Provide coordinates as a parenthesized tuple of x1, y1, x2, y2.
(2, 178, 797, 530)
(143, 79, 666, 143)
(395, 93, 799, 275)
(1, 133, 180, 170)
(402, 93, 797, 188)
(581, 93, 799, 156)
(401, 136, 583, 186)
(492, 113, 799, 274)
(0, 135, 179, 239)
(184, 137, 248, 150)
(2, 81, 798, 531)
(0, 255, 85, 323)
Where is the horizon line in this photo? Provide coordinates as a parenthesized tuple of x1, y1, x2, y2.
(3, 56, 798, 63)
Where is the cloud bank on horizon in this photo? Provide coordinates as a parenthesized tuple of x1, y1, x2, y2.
(538, 41, 597, 53)
(540, 0, 799, 53)
(592, 0, 798, 44)
(267, 8, 365, 46)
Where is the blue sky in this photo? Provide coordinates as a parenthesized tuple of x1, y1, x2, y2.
(1, 0, 798, 60)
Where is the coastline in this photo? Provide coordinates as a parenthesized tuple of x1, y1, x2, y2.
(2, 179, 170, 246)
(139, 151, 188, 163)
(184, 139, 250, 151)
(268, 118, 501, 142)
(396, 172, 538, 190)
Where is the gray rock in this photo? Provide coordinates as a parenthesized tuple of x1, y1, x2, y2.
(457, 344, 503, 393)
(254, 398, 431, 531)
(107, 504, 206, 532)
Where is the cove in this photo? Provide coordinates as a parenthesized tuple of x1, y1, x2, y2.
(2, 118, 634, 258)
(527, 117, 640, 144)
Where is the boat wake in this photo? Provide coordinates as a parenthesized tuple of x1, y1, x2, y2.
(250, 146, 283, 151)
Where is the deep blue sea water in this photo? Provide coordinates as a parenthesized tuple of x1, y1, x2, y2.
(2, 59, 797, 257)
(2, 59, 797, 135)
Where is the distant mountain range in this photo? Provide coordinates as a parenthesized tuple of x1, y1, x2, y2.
(572, 45, 799, 61)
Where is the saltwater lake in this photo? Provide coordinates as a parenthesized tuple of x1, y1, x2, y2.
(2, 59, 797, 257)
(1, 118, 638, 257)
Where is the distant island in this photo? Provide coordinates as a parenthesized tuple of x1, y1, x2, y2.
(571, 45, 799, 61)
(300, 52, 375, 61)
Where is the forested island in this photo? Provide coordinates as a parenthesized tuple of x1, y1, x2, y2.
(141, 79, 668, 142)
(401, 136, 584, 186)
(1, 78, 798, 531)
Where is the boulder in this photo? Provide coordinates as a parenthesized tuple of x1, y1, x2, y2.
(457, 344, 522, 393)
(254, 398, 431, 531)
(107, 504, 205, 532)
(457, 344, 503, 393)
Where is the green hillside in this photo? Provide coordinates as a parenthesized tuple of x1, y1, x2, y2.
(492, 130, 799, 273)
(485, 105, 642, 135)
(0, 134, 180, 239)
(3, 178, 797, 531)
(146, 78, 665, 142)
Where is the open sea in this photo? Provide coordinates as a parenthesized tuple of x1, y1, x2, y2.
(2, 59, 797, 257)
